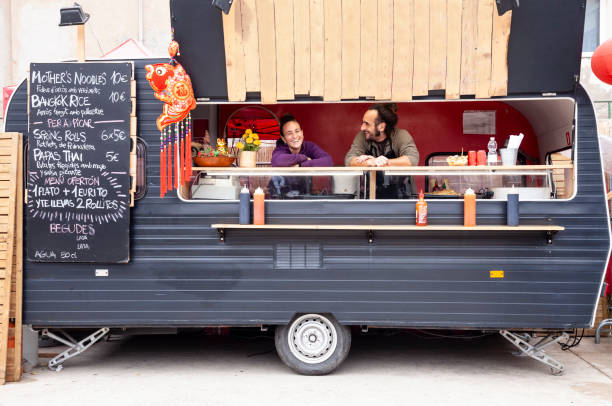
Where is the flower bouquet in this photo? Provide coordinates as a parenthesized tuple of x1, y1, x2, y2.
(235, 129, 261, 167)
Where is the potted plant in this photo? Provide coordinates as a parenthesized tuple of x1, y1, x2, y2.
(235, 129, 261, 168)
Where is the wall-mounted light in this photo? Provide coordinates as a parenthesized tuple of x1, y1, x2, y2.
(59, 3, 90, 62)
(212, 0, 233, 15)
(59, 2, 90, 26)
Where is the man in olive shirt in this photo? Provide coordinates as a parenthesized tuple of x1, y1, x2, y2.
(345, 103, 419, 198)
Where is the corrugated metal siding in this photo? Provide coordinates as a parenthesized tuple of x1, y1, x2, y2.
(6, 60, 609, 329)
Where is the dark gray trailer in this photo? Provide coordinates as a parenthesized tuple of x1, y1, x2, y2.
(4, 0, 610, 374)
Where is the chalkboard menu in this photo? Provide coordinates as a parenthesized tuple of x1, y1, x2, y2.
(26, 62, 133, 262)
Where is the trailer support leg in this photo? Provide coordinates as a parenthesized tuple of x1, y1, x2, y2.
(499, 330, 568, 375)
(41, 327, 110, 372)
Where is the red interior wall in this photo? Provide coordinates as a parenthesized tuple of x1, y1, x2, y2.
(218, 101, 539, 165)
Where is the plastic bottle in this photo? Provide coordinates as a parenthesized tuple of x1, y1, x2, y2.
(416, 190, 427, 226)
(253, 187, 265, 225)
(239, 186, 250, 225)
(487, 137, 498, 165)
(464, 187, 476, 227)
(506, 185, 519, 226)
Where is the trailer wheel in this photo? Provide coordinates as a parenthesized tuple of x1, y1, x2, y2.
(275, 313, 351, 375)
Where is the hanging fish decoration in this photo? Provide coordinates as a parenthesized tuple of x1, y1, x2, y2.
(145, 34, 196, 198)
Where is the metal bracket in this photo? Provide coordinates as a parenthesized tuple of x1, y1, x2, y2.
(595, 319, 612, 344)
(217, 228, 225, 242)
(367, 230, 374, 244)
(41, 327, 110, 371)
(499, 330, 568, 375)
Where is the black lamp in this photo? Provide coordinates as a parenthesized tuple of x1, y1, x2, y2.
(59, 2, 90, 26)
(212, 0, 233, 15)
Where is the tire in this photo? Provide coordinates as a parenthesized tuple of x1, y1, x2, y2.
(274, 313, 351, 375)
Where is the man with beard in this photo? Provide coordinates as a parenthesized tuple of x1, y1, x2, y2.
(345, 103, 419, 199)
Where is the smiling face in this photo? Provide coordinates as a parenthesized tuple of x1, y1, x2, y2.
(360, 109, 387, 142)
(281, 120, 304, 154)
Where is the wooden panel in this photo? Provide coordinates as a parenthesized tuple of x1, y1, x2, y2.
(490, 9, 512, 96)
(7, 133, 22, 382)
(445, 0, 462, 99)
(428, 0, 446, 90)
(275, 0, 295, 100)
(413, 0, 429, 96)
(256, 0, 277, 103)
(310, 0, 325, 97)
(460, 0, 478, 95)
(241, 0, 261, 92)
(359, 0, 377, 97)
(341, 0, 360, 99)
(323, 0, 342, 101)
(391, 0, 414, 101)
(222, 0, 247, 101)
(475, 0, 494, 99)
(376, 0, 394, 100)
(294, 0, 311, 95)
(0, 133, 18, 385)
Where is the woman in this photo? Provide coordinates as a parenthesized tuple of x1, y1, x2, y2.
(271, 114, 333, 167)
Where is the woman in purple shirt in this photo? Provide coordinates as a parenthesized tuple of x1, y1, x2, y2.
(271, 115, 333, 167)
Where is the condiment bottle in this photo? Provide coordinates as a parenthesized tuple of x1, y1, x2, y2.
(507, 185, 519, 226)
(416, 190, 427, 226)
(239, 186, 250, 225)
(464, 187, 476, 227)
(253, 187, 265, 225)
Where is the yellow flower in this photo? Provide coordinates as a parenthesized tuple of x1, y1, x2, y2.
(252, 133, 259, 140)
(246, 137, 253, 144)
(254, 139, 261, 146)
(236, 141, 244, 149)
(244, 129, 252, 135)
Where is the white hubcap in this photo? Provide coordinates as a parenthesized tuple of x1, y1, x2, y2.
(288, 314, 338, 364)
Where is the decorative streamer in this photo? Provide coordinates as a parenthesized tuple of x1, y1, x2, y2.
(144, 31, 196, 198)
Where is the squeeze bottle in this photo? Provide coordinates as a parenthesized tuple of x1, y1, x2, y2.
(507, 185, 519, 226)
(487, 137, 498, 165)
(464, 188, 476, 227)
(253, 187, 265, 225)
(239, 186, 250, 225)
(416, 190, 427, 226)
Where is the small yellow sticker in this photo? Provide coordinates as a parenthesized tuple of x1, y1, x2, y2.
(490, 270, 504, 278)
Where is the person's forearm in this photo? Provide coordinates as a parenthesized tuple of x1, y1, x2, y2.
(271, 153, 305, 167)
(301, 156, 333, 167)
(348, 156, 363, 166)
(387, 156, 414, 166)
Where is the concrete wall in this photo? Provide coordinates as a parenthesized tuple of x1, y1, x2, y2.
(0, 0, 170, 128)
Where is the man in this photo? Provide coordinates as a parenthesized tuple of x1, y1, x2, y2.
(345, 103, 419, 198)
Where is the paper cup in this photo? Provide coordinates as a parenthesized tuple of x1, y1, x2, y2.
(500, 148, 518, 166)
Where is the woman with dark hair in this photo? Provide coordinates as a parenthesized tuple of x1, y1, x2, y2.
(271, 114, 333, 167)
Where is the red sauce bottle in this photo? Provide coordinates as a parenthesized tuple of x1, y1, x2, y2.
(416, 190, 427, 226)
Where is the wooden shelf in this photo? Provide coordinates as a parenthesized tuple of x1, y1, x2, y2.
(211, 224, 564, 244)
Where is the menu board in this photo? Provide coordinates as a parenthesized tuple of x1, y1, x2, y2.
(26, 62, 133, 262)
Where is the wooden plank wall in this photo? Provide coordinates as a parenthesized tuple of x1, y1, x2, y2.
(223, 0, 512, 102)
(0, 133, 22, 384)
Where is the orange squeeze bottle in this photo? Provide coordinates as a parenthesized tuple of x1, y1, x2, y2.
(464, 188, 476, 227)
(253, 187, 265, 225)
(416, 190, 427, 226)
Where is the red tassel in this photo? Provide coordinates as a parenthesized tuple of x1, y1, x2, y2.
(167, 142, 173, 191)
(186, 130, 192, 178)
(180, 132, 186, 185)
(160, 146, 166, 197)
(174, 140, 179, 190)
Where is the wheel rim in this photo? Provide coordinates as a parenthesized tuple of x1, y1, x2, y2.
(287, 314, 338, 364)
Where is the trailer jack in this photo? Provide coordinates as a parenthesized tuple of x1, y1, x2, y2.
(499, 330, 568, 375)
(41, 327, 110, 371)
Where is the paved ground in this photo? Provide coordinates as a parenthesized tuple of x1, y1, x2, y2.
(1, 330, 611, 405)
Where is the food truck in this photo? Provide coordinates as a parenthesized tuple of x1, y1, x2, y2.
(3, 0, 610, 375)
